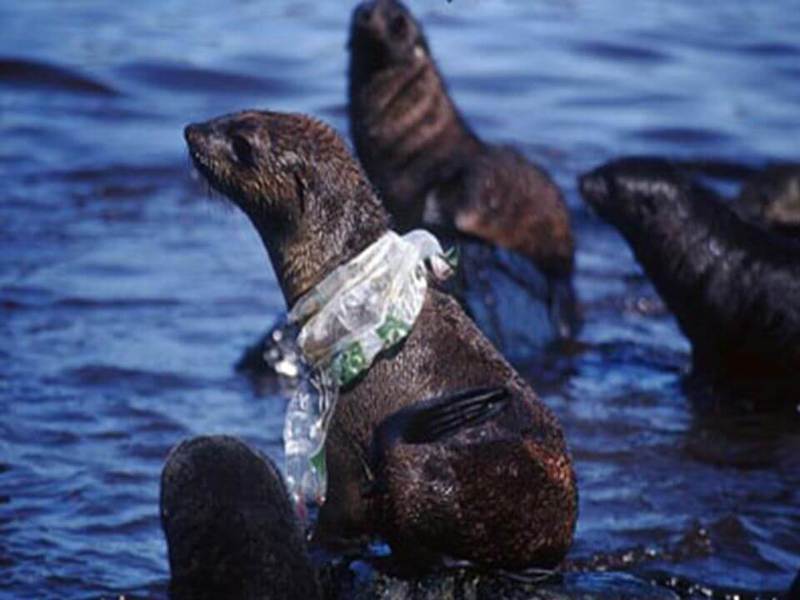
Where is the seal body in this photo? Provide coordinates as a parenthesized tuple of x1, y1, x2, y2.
(184, 110, 577, 570)
(348, 0, 578, 349)
(320, 288, 576, 569)
(160, 435, 321, 600)
(579, 157, 800, 405)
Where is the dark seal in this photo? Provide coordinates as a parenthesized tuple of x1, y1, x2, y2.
(347, 0, 578, 348)
(161, 435, 321, 600)
(735, 163, 800, 238)
(579, 157, 800, 407)
(667, 158, 800, 238)
(184, 110, 577, 570)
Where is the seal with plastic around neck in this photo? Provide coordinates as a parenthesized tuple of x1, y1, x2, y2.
(281, 229, 456, 519)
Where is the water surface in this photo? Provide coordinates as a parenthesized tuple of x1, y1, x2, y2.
(1, 1, 799, 597)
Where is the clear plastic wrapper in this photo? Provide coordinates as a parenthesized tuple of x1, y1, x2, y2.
(282, 230, 453, 515)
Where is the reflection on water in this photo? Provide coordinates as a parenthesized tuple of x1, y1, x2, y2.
(1, 1, 799, 597)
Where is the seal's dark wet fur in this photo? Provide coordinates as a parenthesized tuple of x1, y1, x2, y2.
(735, 163, 800, 238)
(184, 110, 577, 570)
(579, 157, 800, 405)
(161, 435, 321, 599)
(666, 158, 800, 238)
(348, 0, 578, 339)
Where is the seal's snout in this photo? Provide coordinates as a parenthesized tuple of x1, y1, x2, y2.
(353, 0, 384, 40)
(183, 123, 204, 146)
(579, 170, 610, 206)
(349, 0, 420, 65)
(184, 122, 215, 172)
(353, 0, 408, 38)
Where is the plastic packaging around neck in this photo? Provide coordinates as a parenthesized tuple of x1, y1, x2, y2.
(282, 230, 453, 517)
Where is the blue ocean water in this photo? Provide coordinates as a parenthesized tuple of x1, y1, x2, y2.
(1, 1, 798, 597)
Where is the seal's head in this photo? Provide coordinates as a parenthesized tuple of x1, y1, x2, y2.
(579, 157, 698, 241)
(349, 0, 429, 79)
(184, 110, 389, 306)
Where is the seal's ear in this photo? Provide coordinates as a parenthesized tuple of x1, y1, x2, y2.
(371, 386, 510, 466)
(293, 172, 307, 214)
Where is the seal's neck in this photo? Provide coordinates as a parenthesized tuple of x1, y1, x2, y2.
(278, 227, 389, 310)
(350, 55, 474, 148)
(253, 185, 391, 309)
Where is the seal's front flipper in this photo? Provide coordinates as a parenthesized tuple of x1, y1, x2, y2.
(365, 386, 510, 500)
(373, 387, 510, 462)
(402, 386, 511, 444)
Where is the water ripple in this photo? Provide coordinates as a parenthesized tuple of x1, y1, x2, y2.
(0, 57, 118, 96)
(574, 40, 672, 63)
(118, 60, 304, 96)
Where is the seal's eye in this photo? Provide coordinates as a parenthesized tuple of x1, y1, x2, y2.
(231, 134, 255, 168)
(389, 14, 407, 38)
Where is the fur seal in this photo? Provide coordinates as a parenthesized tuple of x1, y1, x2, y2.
(347, 0, 578, 346)
(184, 110, 577, 569)
(735, 163, 800, 238)
(579, 157, 800, 405)
(668, 158, 800, 238)
(160, 435, 321, 599)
